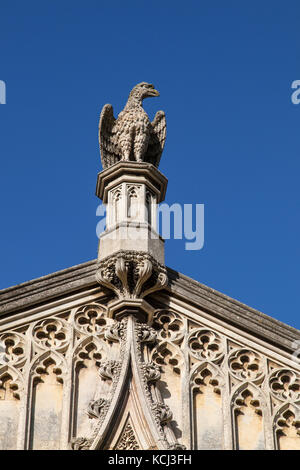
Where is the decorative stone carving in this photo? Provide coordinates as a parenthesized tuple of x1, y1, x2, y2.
(104, 320, 126, 342)
(168, 443, 187, 450)
(96, 251, 167, 301)
(153, 310, 184, 344)
(99, 82, 166, 169)
(31, 355, 65, 385)
(151, 402, 173, 425)
(0, 294, 299, 450)
(188, 329, 224, 363)
(71, 437, 93, 450)
(99, 360, 122, 381)
(74, 339, 105, 370)
(274, 406, 300, 447)
(136, 324, 157, 344)
(114, 423, 140, 450)
(269, 369, 300, 402)
(0, 332, 27, 367)
(32, 318, 69, 352)
(132, 318, 184, 450)
(228, 348, 264, 382)
(127, 185, 141, 220)
(141, 362, 161, 383)
(190, 364, 223, 395)
(87, 398, 110, 420)
(151, 342, 183, 376)
(0, 366, 22, 400)
(232, 387, 263, 417)
(74, 304, 107, 335)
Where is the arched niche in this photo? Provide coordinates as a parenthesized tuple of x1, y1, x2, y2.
(28, 352, 65, 450)
(0, 366, 22, 450)
(232, 383, 266, 450)
(190, 363, 224, 450)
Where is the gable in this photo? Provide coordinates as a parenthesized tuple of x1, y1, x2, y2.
(0, 261, 299, 450)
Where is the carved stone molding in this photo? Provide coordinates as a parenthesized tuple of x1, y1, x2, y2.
(132, 319, 184, 450)
(73, 338, 106, 370)
(95, 251, 167, 301)
(151, 342, 183, 376)
(30, 354, 65, 385)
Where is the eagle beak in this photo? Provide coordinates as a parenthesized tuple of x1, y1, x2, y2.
(146, 84, 159, 97)
(149, 88, 160, 97)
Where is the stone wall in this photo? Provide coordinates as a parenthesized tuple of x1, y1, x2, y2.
(0, 288, 299, 450)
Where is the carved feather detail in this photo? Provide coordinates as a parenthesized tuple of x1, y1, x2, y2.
(98, 83, 166, 169)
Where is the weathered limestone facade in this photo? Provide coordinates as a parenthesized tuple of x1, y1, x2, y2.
(0, 83, 299, 450)
(0, 264, 299, 450)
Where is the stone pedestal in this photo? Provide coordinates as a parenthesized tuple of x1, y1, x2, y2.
(96, 162, 168, 265)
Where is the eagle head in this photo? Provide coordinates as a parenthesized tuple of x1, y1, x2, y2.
(129, 82, 160, 101)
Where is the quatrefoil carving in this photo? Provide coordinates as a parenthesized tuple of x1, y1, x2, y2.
(269, 369, 300, 402)
(74, 304, 107, 335)
(188, 329, 224, 362)
(153, 310, 184, 344)
(0, 332, 27, 367)
(32, 318, 69, 352)
(228, 348, 263, 382)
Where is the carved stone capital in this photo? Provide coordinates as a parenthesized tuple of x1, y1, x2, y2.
(95, 251, 167, 301)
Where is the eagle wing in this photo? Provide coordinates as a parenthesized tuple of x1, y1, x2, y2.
(146, 110, 166, 167)
(99, 104, 120, 169)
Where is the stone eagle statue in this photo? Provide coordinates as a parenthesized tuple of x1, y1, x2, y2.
(99, 82, 166, 169)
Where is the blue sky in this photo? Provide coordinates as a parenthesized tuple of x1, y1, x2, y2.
(0, 1, 299, 329)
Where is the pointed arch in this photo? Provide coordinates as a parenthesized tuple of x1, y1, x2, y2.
(273, 403, 300, 450)
(26, 350, 67, 450)
(71, 336, 111, 440)
(231, 382, 267, 450)
(0, 365, 23, 450)
(190, 362, 224, 449)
